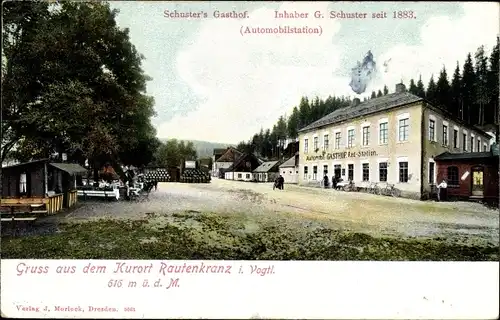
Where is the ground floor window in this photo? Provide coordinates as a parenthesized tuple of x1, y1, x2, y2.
(334, 165, 341, 179)
(323, 165, 328, 175)
(348, 164, 354, 181)
(237, 173, 242, 179)
(429, 161, 435, 184)
(447, 166, 459, 187)
(362, 163, 369, 181)
(246, 173, 250, 179)
(399, 162, 408, 183)
(379, 162, 387, 182)
(304, 166, 308, 179)
(313, 166, 318, 180)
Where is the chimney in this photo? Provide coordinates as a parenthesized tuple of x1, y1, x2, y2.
(395, 83, 406, 93)
(352, 98, 361, 107)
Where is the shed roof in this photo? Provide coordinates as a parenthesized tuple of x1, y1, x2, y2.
(434, 151, 496, 161)
(1, 158, 49, 170)
(253, 161, 280, 173)
(49, 163, 88, 175)
(299, 92, 423, 132)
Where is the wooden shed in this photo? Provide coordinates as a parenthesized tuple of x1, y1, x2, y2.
(1, 159, 87, 216)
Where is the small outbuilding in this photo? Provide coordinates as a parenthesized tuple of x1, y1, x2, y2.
(253, 161, 281, 182)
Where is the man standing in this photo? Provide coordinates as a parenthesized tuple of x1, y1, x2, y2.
(323, 174, 329, 189)
(437, 179, 448, 201)
(279, 175, 285, 190)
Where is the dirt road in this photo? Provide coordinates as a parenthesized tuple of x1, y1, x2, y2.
(64, 178, 499, 246)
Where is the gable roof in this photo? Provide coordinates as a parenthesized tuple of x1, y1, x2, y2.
(299, 92, 423, 133)
(213, 148, 227, 157)
(215, 147, 243, 162)
(279, 154, 298, 168)
(253, 161, 280, 173)
(226, 153, 260, 172)
(434, 151, 496, 161)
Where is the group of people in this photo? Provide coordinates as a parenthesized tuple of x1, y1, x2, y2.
(273, 175, 285, 190)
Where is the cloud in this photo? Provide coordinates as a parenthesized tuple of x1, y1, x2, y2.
(157, 2, 499, 143)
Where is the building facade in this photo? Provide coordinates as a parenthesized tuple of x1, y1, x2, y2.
(279, 153, 299, 184)
(297, 83, 492, 199)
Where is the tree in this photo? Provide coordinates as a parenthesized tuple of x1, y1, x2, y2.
(415, 75, 426, 98)
(461, 53, 476, 124)
(436, 67, 451, 111)
(1, 2, 158, 182)
(377, 90, 383, 97)
(426, 75, 438, 105)
(408, 79, 418, 95)
(287, 107, 300, 140)
(297, 97, 310, 129)
(450, 62, 462, 119)
(474, 45, 489, 126)
(383, 85, 389, 95)
(154, 139, 197, 168)
(487, 41, 499, 132)
(370, 91, 376, 99)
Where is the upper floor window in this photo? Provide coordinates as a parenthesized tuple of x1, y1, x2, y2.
(362, 126, 370, 146)
(483, 143, 488, 152)
(477, 139, 480, 152)
(323, 134, 329, 150)
(453, 129, 458, 148)
(470, 137, 474, 152)
(462, 133, 467, 151)
(313, 137, 319, 151)
(347, 129, 355, 148)
(398, 118, 409, 142)
(304, 139, 309, 153)
(429, 119, 435, 141)
(442, 124, 448, 146)
(379, 122, 388, 144)
(335, 132, 341, 149)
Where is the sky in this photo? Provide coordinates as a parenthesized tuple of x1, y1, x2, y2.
(110, 1, 499, 144)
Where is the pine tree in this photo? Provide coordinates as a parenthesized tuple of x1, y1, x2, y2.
(426, 75, 438, 105)
(371, 91, 376, 99)
(377, 90, 383, 97)
(461, 53, 476, 124)
(383, 85, 389, 95)
(415, 75, 426, 98)
(474, 46, 489, 126)
(450, 62, 462, 119)
(487, 41, 499, 131)
(436, 66, 451, 112)
(408, 79, 418, 95)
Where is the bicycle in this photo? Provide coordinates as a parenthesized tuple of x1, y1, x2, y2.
(381, 183, 401, 197)
(343, 180, 356, 192)
(367, 182, 380, 195)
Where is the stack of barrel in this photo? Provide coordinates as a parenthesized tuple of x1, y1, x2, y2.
(144, 168, 171, 182)
(180, 168, 210, 183)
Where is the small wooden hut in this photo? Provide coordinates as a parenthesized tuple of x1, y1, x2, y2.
(1, 159, 87, 217)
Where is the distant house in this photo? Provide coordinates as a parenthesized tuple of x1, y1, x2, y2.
(213, 147, 243, 178)
(279, 152, 299, 184)
(253, 161, 281, 182)
(224, 153, 261, 181)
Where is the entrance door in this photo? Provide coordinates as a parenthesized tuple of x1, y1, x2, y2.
(471, 167, 484, 197)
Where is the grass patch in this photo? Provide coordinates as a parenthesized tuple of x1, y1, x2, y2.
(2, 212, 498, 261)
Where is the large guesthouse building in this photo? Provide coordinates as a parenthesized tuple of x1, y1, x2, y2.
(297, 83, 492, 199)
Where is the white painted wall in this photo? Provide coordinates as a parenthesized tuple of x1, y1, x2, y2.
(224, 172, 253, 181)
(280, 166, 299, 184)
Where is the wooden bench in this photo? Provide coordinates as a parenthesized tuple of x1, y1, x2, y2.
(0, 203, 39, 222)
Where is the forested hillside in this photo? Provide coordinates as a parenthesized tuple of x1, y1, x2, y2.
(237, 42, 499, 159)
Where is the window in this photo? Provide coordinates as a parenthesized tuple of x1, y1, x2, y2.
(429, 162, 435, 184)
(399, 162, 409, 183)
(312, 166, 318, 180)
(348, 164, 354, 181)
(362, 163, 369, 181)
(19, 173, 27, 195)
(334, 165, 341, 179)
(246, 174, 250, 179)
(470, 137, 474, 152)
(237, 173, 242, 179)
(362, 126, 370, 146)
(447, 166, 459, 187)
(398, 118, 409, 142)
(462, 133, 467, 151)
(323, 134, 329, 150)
(304, 139, 309, 153)
(335, 132, 341, 149)
(378, 162, 387, 182)
(347, 129, 355, 148)
(442, 125, 448, 146)
(313, 137, 318, 151)
(379, 122, 388, 144)
(323, 165, 328, 175)
(484, 143, 488, 152)
(304, 166, 308, 179)
(477, 139, 480, 152)
(453, 129, 458, 148)
(429, 119, 435, 141)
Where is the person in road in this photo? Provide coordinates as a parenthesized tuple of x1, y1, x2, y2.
(437, 179, 448, 201)
(323, 174, 329, 188)
(332, 176, 337, 189)
(278, 175, 285, 190)
(273, 177, 279, 190)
